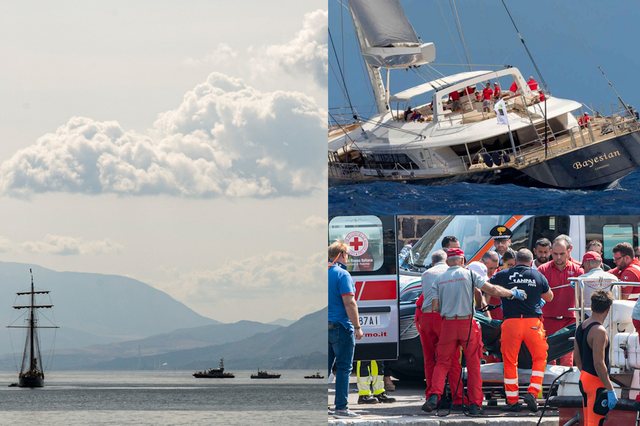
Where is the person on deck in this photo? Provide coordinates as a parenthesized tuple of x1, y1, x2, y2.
(493, 82, 502, 100)
(527, 76, 538, 91)
(482, 83, 493, 113)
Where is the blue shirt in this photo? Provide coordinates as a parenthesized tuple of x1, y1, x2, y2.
(328, 263, 355, 331)
(489, 265, 550, 318)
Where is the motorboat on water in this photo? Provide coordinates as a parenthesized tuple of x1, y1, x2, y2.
(193, 358, 235, 378)
(8, 269, 58, 388)
(250, 370, 281, 379)
(328, 0, 640, 189)
(304, 371, 325, 379)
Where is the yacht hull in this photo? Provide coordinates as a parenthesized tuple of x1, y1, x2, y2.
(18, 375, 44, 388)
(520, 131, 640, 188)
(330, 130, 640, 189)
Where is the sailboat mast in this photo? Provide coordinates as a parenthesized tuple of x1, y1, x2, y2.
(29, 268, 35, 372)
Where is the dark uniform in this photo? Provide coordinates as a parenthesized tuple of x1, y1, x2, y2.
(490, 265, 550, 406)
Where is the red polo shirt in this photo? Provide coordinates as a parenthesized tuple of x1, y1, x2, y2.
(449, 91, 460, 101)
(538, 261, 584, 317)
(612, 259, 640, 298)
(483, 87, 493, 100)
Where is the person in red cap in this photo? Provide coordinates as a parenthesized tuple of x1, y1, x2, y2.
(577, 251, 619, 315)
(489, 249, 554, 412)
(611, 242, 640, 300)
(538, 235, 584, 366)
(422, 247, 527, 415)
(527, 76, 538, 91)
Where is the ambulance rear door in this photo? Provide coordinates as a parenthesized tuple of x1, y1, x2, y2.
(329, 215, 399, 361)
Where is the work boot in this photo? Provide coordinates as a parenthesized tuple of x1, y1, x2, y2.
(468, 404, 484, 415)
(357, 395, 379, 404)
(383, 375, 396, 392)
(421, 394, 438, 412)
(501, 402, 521, 412)
(523, 393, 538, 412)
(375, 392, 396, 403)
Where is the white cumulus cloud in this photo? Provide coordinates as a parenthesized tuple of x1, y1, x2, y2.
(251, 9, 328, 88)
(0, 71, 325, 198)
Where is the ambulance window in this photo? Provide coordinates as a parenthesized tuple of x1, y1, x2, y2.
(510, 217, 532, 250)
(329, 216, 384, 272)
(603, 224, 633, 258)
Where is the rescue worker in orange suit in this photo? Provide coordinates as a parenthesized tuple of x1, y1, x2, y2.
(421, 248, 527, 415)
(489, 249, 554, 412)
(574, 290, 618, 426)
(416, 249, 464, 409)
(538, 235, 584, 366)
(611, 242, 640, 300)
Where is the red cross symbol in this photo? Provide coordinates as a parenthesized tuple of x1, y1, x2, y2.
(350, 237, 364, 251)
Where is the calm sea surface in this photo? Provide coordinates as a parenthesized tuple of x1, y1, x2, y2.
(329, 169, 640, 215)
(0, 370, 326, 425)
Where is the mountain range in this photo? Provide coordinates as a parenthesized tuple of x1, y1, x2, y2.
(0, 261, 326, 371)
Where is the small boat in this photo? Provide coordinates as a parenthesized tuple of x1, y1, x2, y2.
(250, 369, 281, 379)
(193, 358, 235, 378)
(8, 269, 58, 388)
(304, 371, 324, 379)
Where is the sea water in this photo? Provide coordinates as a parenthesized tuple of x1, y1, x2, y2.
(0, 370, 326, 425)
(329, 169, 640, 215)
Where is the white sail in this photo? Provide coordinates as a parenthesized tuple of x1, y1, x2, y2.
(349, 0, 435, 68)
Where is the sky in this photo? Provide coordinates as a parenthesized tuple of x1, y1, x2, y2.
(329, 0, 640, 120)
(0, 0, 327, 323)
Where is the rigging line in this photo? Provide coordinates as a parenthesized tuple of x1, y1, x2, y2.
(329, 61, 351, 103)
(328, 28, 357, 119)
(500, 0, 549, 93)
(436, 0, 464, 66)
(340, 0, 345, 85)
(449, 0, 473, 71)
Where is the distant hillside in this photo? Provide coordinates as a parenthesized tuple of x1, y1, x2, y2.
(269, 318, 295, 327)
(79, 306, 328, 370)
(0, 261, 217, 354)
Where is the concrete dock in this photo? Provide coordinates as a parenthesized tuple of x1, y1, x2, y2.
(328, 379, 560, 425)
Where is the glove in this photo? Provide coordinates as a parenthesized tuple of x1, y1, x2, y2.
(510, 287, 527, 301)
(607, 390, 618, 410)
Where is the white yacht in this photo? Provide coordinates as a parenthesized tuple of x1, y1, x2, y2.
(328, 0, 640, 189)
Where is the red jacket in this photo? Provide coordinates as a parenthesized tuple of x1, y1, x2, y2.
(538, 261, 584, 317)
(612, 259, 640, 298)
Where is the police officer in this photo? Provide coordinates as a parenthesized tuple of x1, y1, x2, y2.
(490, 225, 512, 266)
(422, 248, 527, 415)
(489, 249, 554, 412)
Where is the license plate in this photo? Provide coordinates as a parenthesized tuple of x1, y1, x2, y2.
(359, 315, 381, 327)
